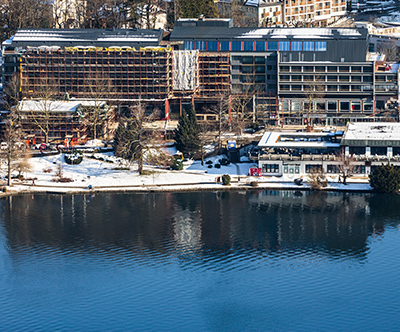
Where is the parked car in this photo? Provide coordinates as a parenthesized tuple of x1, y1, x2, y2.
(0, 142, 8, 150)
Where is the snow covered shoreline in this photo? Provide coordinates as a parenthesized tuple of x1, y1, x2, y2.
(0, 153, 373, 196)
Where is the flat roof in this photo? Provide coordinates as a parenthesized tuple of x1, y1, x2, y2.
(258, 131, 341, 149)
(341, 122, 400, 146)
(19, 100, 106, 113)
(5, 29, 164, 48)
(170, 26, 367, 41)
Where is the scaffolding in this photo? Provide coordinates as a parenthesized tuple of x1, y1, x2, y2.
(20, 47, 173, 101)
(197, 52, 230, 98)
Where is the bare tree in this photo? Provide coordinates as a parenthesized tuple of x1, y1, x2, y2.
(1, 74, 27, 186)
(208, 93, 230, 150)
(337, 152, 356, 185)
(114, 103, 164, 174)
(377, 39, 399, 62)
(230, 87, 256, 135)
(307, 167, 327, 190)
(0, 109, 25, 186)
(136, 0, 167, 29)
(83, 74, 113, 140)
(27, 78, 60, 144)
(53, 0, 84, 28)
(0, 0, 53, 41)
(302, 75, 325, 131)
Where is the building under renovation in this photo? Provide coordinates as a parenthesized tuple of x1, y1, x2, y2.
(2, 20, 400, 142)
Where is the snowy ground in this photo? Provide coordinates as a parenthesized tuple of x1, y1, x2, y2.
(2, 152, 373, 195)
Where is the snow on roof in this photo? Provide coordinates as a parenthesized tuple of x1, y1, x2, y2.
(239, 28, 362, 40)
(19, 100, 106, 112)
(258, 131, 340, 149)
(342, 122, 400, 141)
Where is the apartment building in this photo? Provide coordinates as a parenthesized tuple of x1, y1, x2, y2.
(284, 0, 347, 26)
(215, 0, 345, 27)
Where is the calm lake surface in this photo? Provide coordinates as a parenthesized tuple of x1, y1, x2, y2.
(0, 190, 399, 332)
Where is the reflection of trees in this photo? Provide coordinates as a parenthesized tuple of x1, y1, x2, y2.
(1, 191, 398, 263)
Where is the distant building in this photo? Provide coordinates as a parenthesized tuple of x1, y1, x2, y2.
(215, 0, 346, 27)
(254, 122, 400, 177)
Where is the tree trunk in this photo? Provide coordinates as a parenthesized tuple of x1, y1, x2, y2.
(7, 150, 12, 186)
(138, 157, 143, 175)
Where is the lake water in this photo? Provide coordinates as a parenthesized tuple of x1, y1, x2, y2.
(0, 191, 399, 332)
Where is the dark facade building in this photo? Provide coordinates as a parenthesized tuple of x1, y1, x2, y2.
(2, 19, 400, 137)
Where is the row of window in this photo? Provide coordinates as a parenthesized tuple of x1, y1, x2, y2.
(262, 164, 368, 174)
(184, 40, 327, 52)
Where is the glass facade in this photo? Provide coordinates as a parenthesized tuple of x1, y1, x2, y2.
(279, 41, 290, 51)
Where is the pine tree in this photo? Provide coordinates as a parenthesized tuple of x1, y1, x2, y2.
(174, 107, 201, 157)
(369, 164, 400, 193)
(179, 0, 219, 19)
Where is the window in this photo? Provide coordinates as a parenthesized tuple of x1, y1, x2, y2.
(262, 164, 279, 173)
(306, 165, 322, 173)
(315, 41, 326, 51)
(255, 56, 265, 64)
(279, 41, 290, 51)
(220, 41, 230, 51)
(353, 165, 365, 174)
(231, 41, 242, 51)
(291, 41, 302, 51)
(267, 41, 278, 51)
(243, 41, 253, 51)
(255, 41, 265, 51)
(255, 66, 265, 73)
(255, 75, 266, 83)
(327, 165, 340, 173)
(208, 41, 218, 51)
(184, 41, 195, 50)
(303, 41, 315, 51)
(242, 56, 253, 64)
(242, 66, 253, 73)
(196, 41, 206, 51)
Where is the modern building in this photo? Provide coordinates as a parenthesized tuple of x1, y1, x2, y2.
(2, 19, 400, 142)
(170, 19, 400, 125)
(253, 122, 400, 177)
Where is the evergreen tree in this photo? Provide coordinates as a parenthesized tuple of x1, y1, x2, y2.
(179, 0, 219, 19)
(174, 107, 201, 157)
(369, 164, 400, 193)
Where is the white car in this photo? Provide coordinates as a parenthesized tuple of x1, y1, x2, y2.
(0, 142, 8, 150)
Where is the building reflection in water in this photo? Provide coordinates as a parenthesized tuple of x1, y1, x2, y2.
(0, 191, 399, 263)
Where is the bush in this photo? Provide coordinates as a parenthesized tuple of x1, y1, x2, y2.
(215, 164, 221, 169)
(208, 164, 213, 168)
(307, 168, 327, 190)
(222, 174, 231, 185)
(64, 151, 83, 165)
(206, 160, 213, 165)
(219, 158, 230, 166)
(369, 164, 400, 193)
(171, 159, 183, 170)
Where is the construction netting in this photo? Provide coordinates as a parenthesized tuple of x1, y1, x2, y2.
(172, 50, 199, 91)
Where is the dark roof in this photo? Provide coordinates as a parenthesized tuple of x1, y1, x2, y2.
(8, 28, 164, 48)
(170, 26, 369, 41)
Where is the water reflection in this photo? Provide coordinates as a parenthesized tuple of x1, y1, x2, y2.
(1, 191, 399, 264)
